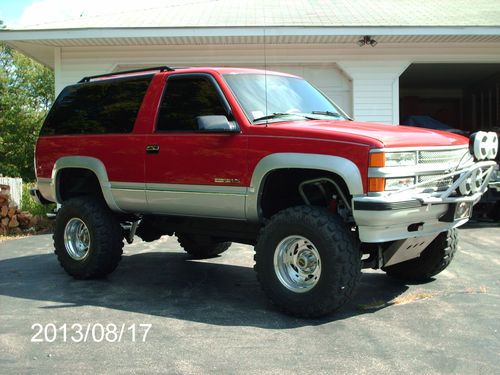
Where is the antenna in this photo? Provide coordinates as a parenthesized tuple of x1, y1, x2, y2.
(263, 6, 268, 128)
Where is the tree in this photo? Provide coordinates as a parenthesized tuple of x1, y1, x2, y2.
(0, 25, 54, 181)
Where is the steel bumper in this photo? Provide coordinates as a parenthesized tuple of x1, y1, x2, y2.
(353, 160, 497, 243)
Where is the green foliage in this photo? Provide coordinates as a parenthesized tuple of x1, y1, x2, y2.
(21, 183, 56, 216)
(0, 38, 54, 181)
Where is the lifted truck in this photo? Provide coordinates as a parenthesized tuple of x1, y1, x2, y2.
(32, 66, 498, 317)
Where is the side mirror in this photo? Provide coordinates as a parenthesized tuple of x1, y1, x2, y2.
(196, 115, 239, 133)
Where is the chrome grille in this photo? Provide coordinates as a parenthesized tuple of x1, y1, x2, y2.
(417, 148, 471, 169)
(417, 175, 454, 191)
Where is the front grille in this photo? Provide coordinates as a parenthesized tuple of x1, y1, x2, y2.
(415, 148, 471, 191)
(417, 148, 471, 169)
(417, 175, 454, 191)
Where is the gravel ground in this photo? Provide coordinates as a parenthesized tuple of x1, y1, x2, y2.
(0, 223, 499, 374)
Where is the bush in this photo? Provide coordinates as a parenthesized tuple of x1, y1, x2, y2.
(21, 183, 56, 216)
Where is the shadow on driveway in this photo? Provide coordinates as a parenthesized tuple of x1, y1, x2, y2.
(0, 251, 409, 329)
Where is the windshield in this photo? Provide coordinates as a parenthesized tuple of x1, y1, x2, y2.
(223, 73, 348, 123)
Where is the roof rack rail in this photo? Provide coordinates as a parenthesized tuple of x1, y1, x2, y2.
(78, 66, 175, 83)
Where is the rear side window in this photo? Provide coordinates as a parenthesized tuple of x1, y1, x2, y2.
(40, 75, 152, 136)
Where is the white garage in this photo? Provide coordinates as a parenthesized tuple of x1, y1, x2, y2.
(1, 0, 499, 130)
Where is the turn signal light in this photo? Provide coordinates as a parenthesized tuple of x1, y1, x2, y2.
(369, 153, 385, 167)
(368, 177, 385, 192)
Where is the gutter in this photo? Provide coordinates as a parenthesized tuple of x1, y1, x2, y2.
(1, 26, 500, 42)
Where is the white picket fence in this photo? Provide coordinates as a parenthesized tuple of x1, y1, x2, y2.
(0, 177, 23, 209)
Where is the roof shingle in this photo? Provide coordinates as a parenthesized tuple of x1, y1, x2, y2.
(12, 0, 500, 30)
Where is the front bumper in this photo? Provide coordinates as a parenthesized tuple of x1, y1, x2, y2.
(353, 160, 497, 243)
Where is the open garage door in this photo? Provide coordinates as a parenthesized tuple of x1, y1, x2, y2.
(400, 63, 500, 220)
(399, 63, 500, 133)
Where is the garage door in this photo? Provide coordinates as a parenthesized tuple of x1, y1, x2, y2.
(269, 64, 353, 117)
(115, 63, 353, 117)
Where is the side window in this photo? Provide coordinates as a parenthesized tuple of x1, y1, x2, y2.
(156, 75, 227, 132)
(41, 75, 152, 136)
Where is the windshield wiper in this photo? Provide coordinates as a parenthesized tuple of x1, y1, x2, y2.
(253, 112, 314, 123)
(311, 111, 342, 118)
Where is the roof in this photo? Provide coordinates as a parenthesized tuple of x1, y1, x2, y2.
(1, 0, 499, 70)
(9, 0, 500, 30)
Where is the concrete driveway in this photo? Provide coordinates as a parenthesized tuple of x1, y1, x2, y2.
(0, 223, 499, 374)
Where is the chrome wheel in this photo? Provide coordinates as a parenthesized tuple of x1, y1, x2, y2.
(64, 218, 91, 261)
(273, 235, 322, 293)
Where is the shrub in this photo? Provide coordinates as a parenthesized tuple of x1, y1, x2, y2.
(21, 183, 56, 216)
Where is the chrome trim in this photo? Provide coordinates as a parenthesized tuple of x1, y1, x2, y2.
(274, 235, 321, 293)
(368, 162, 475, 178)
(145, 182, 247, 195)
(64, 218, 91, 261)
(369, 145, 477, 193)
(386, 160, 495, 200)
(369, 145, 469, 153)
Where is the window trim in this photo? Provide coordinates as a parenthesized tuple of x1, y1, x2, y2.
(155, 73, 238, 133)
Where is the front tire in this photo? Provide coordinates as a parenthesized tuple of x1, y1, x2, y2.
(383, 229, 458, 282)
(254, 206, 361, 318)
(54, 197, 124, 279)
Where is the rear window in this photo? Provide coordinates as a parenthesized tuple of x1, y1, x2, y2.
(40, 75, 152, 136)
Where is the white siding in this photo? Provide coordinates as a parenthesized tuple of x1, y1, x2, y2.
(337, 61, 410, 124)
(58, 46, 354, 116)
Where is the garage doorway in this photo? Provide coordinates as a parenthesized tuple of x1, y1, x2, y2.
(399, 63, 500, 133)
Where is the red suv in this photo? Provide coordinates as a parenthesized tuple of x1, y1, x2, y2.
(32, 66, 498, 317)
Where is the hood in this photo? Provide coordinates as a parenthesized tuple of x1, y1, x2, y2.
(265, 120, 469, 148)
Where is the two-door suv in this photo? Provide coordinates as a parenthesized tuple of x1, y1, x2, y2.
(32, 66, 498, 317)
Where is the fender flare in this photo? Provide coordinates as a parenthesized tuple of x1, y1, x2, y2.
(50, 156, 123, 212)
(245, 153, 364, 221)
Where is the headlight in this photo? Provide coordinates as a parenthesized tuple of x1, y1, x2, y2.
(369, 152, 417, 167)
(385, 152, 416, 167)
(385, 177, 415, 191)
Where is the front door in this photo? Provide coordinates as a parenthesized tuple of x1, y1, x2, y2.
(145, 73, 248, 219)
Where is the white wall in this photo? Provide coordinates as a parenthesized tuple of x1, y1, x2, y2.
(337, 61, 410, 124)
(56, 43, 499, 125)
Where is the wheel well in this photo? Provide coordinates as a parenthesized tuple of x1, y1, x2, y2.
(57, 168, 104, 202)
(260, 169, 351, 219)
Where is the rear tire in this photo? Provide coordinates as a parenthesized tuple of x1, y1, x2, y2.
(53, 197, 124, 279)
(383, 229, 458, 282)
(176, 233, 231, 259)
(254, 206, 361, 318)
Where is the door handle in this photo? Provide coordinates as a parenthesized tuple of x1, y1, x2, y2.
(146, 145, 160, 154)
